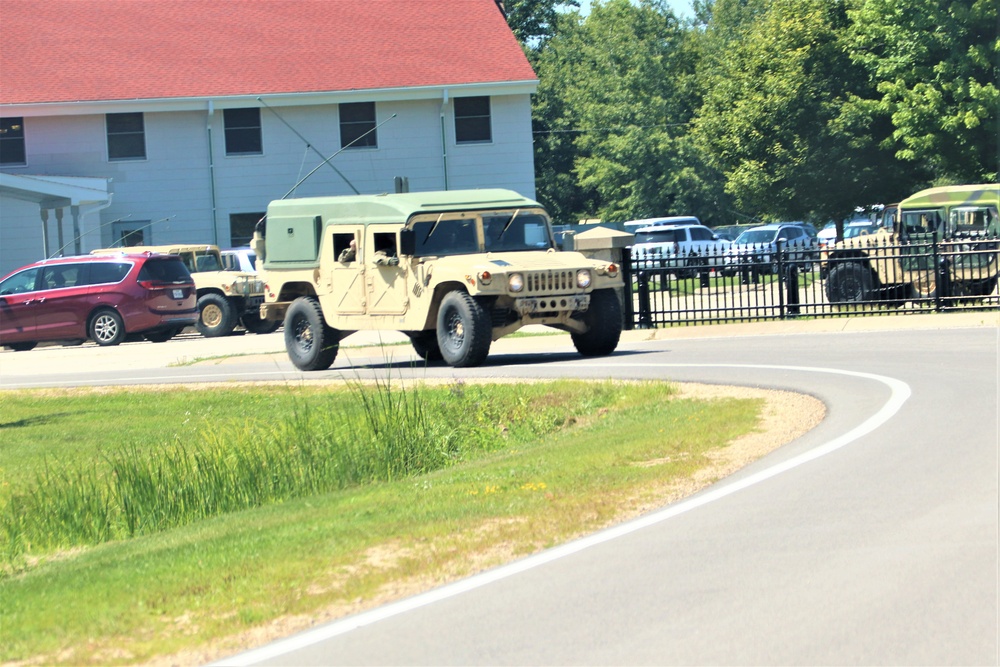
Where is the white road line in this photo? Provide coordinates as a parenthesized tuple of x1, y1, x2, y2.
(214, 363, 911, 666)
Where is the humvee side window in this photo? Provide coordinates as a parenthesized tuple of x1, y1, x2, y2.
(949, 206, 996, 237)
(332, 232, 356, 261)
(372, 232, 397, 258)
(901, 209, 943, 235)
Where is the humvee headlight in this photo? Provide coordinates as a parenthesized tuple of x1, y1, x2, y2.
(508, 273, 524, 292)
(576, 269, 592, 289)
(479, 270, 493, 286)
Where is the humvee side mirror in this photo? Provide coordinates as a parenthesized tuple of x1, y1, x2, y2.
(399, 229, 416, 256)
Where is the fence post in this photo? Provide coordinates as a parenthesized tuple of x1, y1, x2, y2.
(637, 270, 653, 328)
(936, 255, 952, 309)
(785, 263, 800, 316)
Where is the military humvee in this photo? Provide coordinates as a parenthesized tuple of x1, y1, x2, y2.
(253, 189, 624, 370)
(92, 244, 276, 337)
(824, 183, 999, 303)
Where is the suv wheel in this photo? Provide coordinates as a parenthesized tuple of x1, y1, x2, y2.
(196, 293, 237, 337)
(571, 289, 622, 356)
(436, 291, 492, 367)
(284, 297, 338, 371)
(90, 309, 126, 346)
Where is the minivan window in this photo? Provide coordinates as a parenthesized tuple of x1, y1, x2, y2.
(88, 262, 132, 285)
(41, 264, 86, 290)
(0, 267, 40, 294)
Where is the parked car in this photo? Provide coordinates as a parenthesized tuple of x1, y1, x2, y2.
(712, 224, 757, 242)
(630, 223, 731, 275)
(0, 253, 198, 351)
(722, 223, 819, 275)
(221, 247, 258, 273)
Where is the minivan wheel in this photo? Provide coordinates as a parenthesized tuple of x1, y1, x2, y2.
(436, 291, 491, 367)
(196, 293, 237, 337)
(5, 342, 37, 352)
(90, 309, 126, 346)
(284, 297, 338, 371)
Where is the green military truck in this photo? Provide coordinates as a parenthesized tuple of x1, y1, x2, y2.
(93, 244, 277, 337)
(253, 189, 624, 370)
(824, 183, 1000, 303)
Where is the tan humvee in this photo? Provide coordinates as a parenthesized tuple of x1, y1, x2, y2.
(254, 189, 624, 369)
(92, 244, 276, 337)
(823, 184, 1000, 303)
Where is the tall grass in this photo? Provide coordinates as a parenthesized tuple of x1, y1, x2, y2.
(1, 379, 625, 568)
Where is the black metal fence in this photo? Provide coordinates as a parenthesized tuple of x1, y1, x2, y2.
(621, 236, 999, 329)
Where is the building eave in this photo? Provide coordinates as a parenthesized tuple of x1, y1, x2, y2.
(1, 80, 540, 117)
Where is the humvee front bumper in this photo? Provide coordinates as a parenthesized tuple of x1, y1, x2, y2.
(513, 293, 590, 316)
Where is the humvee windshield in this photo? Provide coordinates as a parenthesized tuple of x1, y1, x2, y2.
(409, 209, 554, 257)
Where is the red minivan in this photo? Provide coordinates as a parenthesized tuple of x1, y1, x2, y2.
(0, 253, 198, 351)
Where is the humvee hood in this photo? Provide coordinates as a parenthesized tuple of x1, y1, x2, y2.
(474, 251, 606, 271)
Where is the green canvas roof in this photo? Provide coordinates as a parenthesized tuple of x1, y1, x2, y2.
(900, 183, 999, 210)
(267, 189, 543, 225)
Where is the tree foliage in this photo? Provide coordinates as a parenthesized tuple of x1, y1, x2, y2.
(508, 0, 997, 226)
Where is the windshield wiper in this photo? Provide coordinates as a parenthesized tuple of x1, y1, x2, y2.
(423, 213, 446, 243)
(496, 209, 521, 241)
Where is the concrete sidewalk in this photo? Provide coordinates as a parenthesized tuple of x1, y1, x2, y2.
(1, 311, 996, 379)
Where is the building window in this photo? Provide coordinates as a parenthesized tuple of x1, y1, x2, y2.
(340, 102, 377, 149)
(106, 112, 146, 160)
(224, 108, 262, 155)
(0, 117, 26, 165)
(230, 212, 264, 247)
(455, 97, 492, 143)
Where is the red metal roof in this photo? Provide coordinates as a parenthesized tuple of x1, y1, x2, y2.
(0, 0, 537, 105)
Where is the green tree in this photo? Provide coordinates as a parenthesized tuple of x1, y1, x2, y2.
(504, 0, 580, 48)
(532, 0, 712, 224)
(692, 0, 901, 226)
(844, 0, 999, 185)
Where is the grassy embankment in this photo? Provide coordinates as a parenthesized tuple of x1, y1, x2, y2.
(0, 377, 762, 665)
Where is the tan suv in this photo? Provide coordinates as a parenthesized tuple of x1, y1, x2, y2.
(254, 189, 624, 369)
(93, 244, 276, 336)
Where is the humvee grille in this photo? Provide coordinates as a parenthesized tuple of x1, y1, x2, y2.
(525, 270, 575, 294)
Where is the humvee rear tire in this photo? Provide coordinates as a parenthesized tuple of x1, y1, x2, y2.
(571, 289, 622, 357)
(241, 312, 280, 335)
(284, 297, 338, 371)
(436, 291, 491, 368)
(825, 262, 873, 304)
(196, 293, 237, 337)
(409, 330, 443, 361)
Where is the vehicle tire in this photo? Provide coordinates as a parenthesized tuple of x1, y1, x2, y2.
(284, 297, 338, 371)
(436, 291, 492, 368)
(196, 293, 237, 338)
(409, 330, 443, 361)
(144, 328, 179, 343)
(571, 288, 622, 357)
(5, 342, 37, 352)
(241, 312, 280, 335)
(825, 262, 874, 304)
(89, 309, 126, 346)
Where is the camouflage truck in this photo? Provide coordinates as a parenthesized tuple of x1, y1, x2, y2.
(824, 183, 1000, 303)
(93, 244, 277, 336)
(253, 189, 624, 370)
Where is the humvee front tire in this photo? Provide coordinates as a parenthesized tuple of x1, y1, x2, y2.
(825, 262, 873, 304)
(436, 291, 492, 368)
(571, 289, 622, 357)
(196, 293, 237, 337)
(284, 297, 339, 371)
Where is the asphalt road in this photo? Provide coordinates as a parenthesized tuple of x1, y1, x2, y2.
(1, 315, 997, 665)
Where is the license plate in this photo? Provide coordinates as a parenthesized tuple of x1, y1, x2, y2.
(172, 289, 184, 299)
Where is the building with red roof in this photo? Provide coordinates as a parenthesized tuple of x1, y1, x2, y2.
(0, 0, 539, 273)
